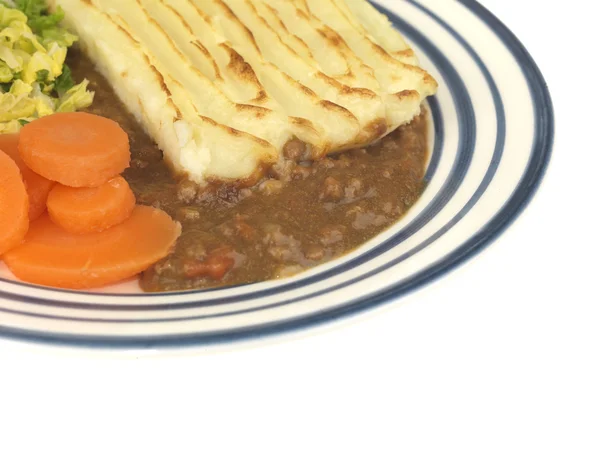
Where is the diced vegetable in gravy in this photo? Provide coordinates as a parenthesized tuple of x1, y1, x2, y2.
(70, 51, 429, 292)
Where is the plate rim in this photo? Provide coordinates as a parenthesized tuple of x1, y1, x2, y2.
(0, 0, 554, 348)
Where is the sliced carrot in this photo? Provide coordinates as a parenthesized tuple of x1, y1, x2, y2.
(3, 206, 181, 289)
(0, 134, 55, 221)
(19, 112, 130, 187)
(0, 151, 29, 255)
(47, 176, 136, 234)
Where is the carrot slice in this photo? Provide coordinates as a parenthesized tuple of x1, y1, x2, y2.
(0, 134, 55, 220)
(0, 151, 29, 255)
(18, 112, 130, 187)
(47, 176, 136, 234)
(3, 206, 181, 289)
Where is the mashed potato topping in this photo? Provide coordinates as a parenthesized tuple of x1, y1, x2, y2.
(48, 0, 437, 184)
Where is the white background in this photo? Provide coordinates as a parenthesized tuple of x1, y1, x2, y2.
(1, 1, 598, 449)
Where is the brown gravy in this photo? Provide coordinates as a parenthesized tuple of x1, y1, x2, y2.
(69, 52, 429, 292)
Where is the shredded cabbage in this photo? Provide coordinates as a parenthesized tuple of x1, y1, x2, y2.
(57, 78, 92, 112)
(0, 0, 93, 132)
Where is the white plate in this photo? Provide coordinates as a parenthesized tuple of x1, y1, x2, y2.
(0, 0, 553, 348)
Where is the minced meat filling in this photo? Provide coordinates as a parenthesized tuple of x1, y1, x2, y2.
(70, 51, 429, 292)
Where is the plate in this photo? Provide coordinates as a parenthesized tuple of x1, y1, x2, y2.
(0, 0, 553, 348)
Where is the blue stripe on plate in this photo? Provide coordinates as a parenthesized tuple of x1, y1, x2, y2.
(424, 96, 443, 183)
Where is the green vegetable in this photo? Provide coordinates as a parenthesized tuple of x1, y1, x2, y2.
(9, 78, 31, 95)
(31, 79, 56, 115)
(40, 27, 77, 47)
(54, 62, 73, 95)
(25, 6, 64, 34)
(13, 0, 46, 18)
(35, 68, 48, 81)
(0, 61, 13, 83)
(0, 120, 22, 132)
(0, 0, 93, 133)
(0, 89, 36, 121)
(57, 78, 92, 112)
(0, 5, 28, 28)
